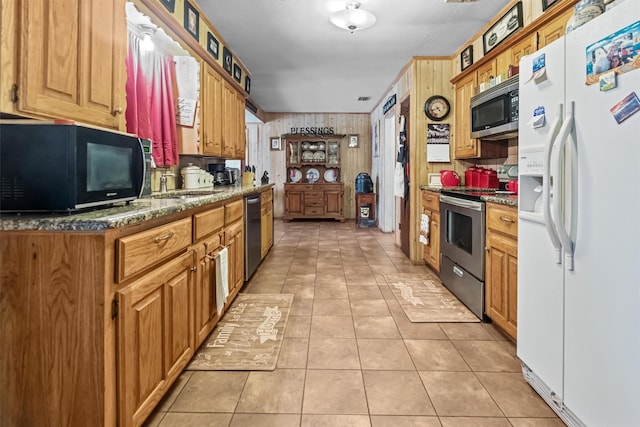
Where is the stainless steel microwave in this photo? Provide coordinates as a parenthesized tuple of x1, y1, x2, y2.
(0, 122, 145, 212)
(470, 75, 519, 140)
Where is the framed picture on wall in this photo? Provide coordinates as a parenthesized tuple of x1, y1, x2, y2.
(542, 0, 560, 11)
(270, 137, 281, 151)
(483, 1, 523, 54)
(245, 76, 251, 94)
(223, 47, 233, 75)
(207, 32, 219, 59)
(184, 1, 199, 41)
(233, 64, 242, 83)
(160, 0, 175, 13)
(461, 45, 473, 71)
(348, 135, 359, 148)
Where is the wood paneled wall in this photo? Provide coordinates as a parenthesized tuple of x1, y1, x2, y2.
(246, 113, 372, 219)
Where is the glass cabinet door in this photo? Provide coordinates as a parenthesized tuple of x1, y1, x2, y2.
(288, 141, 299, 164)
(327, 141, 339, 165)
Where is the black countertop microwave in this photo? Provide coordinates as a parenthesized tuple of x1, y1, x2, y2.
(0, 122, 145, 212)
(470, 75, 519, 141)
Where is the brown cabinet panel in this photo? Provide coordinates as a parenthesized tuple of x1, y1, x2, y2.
(202, 64, 223, 156)
(421, 190, 441, 272)
(453, 73, 478, 159)
(225, 220, 244, 297)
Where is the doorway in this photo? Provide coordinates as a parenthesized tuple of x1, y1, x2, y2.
(399, 97, 410, 258)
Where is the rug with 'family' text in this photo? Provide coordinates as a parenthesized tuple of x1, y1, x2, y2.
(186, 293, 293, 371)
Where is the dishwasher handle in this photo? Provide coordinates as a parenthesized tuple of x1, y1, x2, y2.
(245, 195, 260, 204)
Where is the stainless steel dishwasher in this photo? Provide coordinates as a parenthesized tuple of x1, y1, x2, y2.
(244, 193, 261, 280)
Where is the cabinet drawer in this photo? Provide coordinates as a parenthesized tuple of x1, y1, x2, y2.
(304, 207, 324, 215)
(487, 204, 518, 238)
(225, 199, 243, 224)
(193, 206, 224, 241)
(116, 217, 192, 282)
(305, 199, 323, 207)
(422, 190, 440, 212)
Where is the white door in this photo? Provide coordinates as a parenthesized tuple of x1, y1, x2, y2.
(563, 3, 640, 424)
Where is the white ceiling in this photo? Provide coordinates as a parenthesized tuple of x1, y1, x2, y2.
(198, 0, 511, 113)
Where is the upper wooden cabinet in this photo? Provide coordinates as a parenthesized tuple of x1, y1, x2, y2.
(510, 34, 537, 68)
(202, 63, 223, 157)
(1, 0, 127, 130)
(538, 7, 573, 49)
(453, 72, 478, 159)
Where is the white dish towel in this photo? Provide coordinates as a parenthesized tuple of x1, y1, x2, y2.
(215, 247, 230, 316)
(419, 213, 430, 245)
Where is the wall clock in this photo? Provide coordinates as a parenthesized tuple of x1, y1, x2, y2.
(424, 95, 450, 121)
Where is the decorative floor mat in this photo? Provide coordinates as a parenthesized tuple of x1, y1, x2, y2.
(186, 293, 294, 371)
(386, 274, 480, 323)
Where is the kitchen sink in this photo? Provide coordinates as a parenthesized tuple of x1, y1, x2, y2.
(150, 190, 225, 199)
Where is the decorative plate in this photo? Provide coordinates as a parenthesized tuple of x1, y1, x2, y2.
(313, 151, 326, 161)
(308, 144, 319, 150)
(306, 168, 320, 183)
(289, 168, 302, 183)
(324, 168, 337, 182)
(317, 142, 325, 149)
(301, 142, 311, 150)
(302, 150, 314, 161)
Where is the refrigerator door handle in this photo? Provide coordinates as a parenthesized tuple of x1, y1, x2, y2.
(553, 101, 575, 271)
(544, 105, 563, 264)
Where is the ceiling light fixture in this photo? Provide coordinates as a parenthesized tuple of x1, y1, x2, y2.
(330, 1, 376, 33)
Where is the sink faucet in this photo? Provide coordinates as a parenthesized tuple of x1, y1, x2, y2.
(160, 173, 175, 193)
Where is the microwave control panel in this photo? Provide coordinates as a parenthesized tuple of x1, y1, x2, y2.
(510, 90, 519, 122)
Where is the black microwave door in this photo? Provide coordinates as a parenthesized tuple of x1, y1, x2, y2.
(471, 95, 510, 132)
(76, 128, 144, 206)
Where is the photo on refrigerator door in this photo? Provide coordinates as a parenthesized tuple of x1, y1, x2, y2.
(610, 91, 640, 124)
(585, 20, 640, 85)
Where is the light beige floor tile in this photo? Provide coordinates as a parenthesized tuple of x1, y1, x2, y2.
(290, 264, 317, 274)
(507, 418, 566, 427)
(302, 370, 368, 415)
(277, 337, 309, 369)
(370, 264, 400, 275)
(155, 371, 193, 411)
(314, 286, 349, 299)
(418, 371, 503, 417)
(497, 339, 518, 359)
(475, 373, 557, 418)
(307, 338, 360, 369)
(142, 411, 166, 427)
(310, 315, 356, 338)
(290, 298, 313, 316)
(284, 274, 317, 287)
(230, 413, 301, 427)
(357, 339, 415, 370)
(370, 415, 441, 427)
(439, 417, 512, 427)
(313, 298, 352, 316)
(481, 323, 510, 341)
(315, 274, 347, 287)
(157, 413, 232, 426)
(345, 266, 374, 278)
(354, 316, 401, 339)
(284, 315, 311, 338)
(364, 370, 435, 415)
(394, 318, 448, 340)
(439, 323, 496, 341)
(236, 369, 305, 413)
(365, 256, 397, 266)
(346, 275, 379, 286)
(350, 299, 391, 316)
(453, 341, 521, 372)
(281, 284, 315, 299)
(301, 414, 371, 427)
(170, 371, 249, 412)
(404, 340, 470, 371)
(243, 282, 283, 294)
(347, 285, 384, 300)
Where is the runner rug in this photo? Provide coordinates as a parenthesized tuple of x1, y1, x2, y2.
(186, 293, 294, 371)
(386, 273, 480, 323)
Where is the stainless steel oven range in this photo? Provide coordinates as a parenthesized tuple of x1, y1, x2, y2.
(439, 191, 489, 319)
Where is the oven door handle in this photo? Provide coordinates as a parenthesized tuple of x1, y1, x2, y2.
(440, 195, 484, 211)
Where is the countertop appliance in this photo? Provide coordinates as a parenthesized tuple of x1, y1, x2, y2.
(517, 3, 640, 425)
(470, 74, 519, 140)
(439, 190, 491, 319)
(244, 193, 261, 280)
(355, 173, 373, 193)
(439, 170, 460, 187)
(0, 122, 144, 212)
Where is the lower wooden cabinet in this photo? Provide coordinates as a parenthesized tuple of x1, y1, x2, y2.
(261, 189, 274, 258)
(194, 231, 224, 347)
(421, 190, 441, 272)
(116, 251, 195, 427)
(283, 183, 344, 221)
(225, 219, 244, 299)
(485, 203, 518, 340)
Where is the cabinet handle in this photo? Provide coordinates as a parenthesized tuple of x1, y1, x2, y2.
(154, 231, 174, 242)
(499, 216, 515, 223)
(112, 107, 123, 116)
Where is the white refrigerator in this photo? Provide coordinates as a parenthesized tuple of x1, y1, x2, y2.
(517, 2, 640, 426)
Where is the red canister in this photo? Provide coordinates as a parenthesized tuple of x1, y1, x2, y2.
(465, 167, 476, 187)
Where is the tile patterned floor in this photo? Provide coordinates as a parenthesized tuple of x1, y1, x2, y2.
(144, 220, 562, 427)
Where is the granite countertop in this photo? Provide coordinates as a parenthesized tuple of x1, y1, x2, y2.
(420, 185, 518, 208)
(0, 184, 274, 232)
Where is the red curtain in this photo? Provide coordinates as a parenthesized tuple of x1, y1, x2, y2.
(125, 34, 178, 167)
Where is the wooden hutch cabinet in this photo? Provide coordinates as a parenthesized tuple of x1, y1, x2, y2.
(283, 135, 344, 221)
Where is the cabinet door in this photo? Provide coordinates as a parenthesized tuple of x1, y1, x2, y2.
(225, 221, 244, 298)
(538, 8, 573, 49)
(202, 65, 223, 156)
(485, 233, 518, 339)
(221, 81, 236, 158)
(453, 72, 478, 159)
(235, 91, 246, 159)
(510, 34, 536, 67)
(285, 190, 304, 215)
(424, 211, 441, 272)
(325, 190, 343, 216)
(476, 60, 496, 87)
(261, 201, 273, 258)
(117, 251, 194, 427)
(194, 234, 223, 347)
(16, 0, 126, 129)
